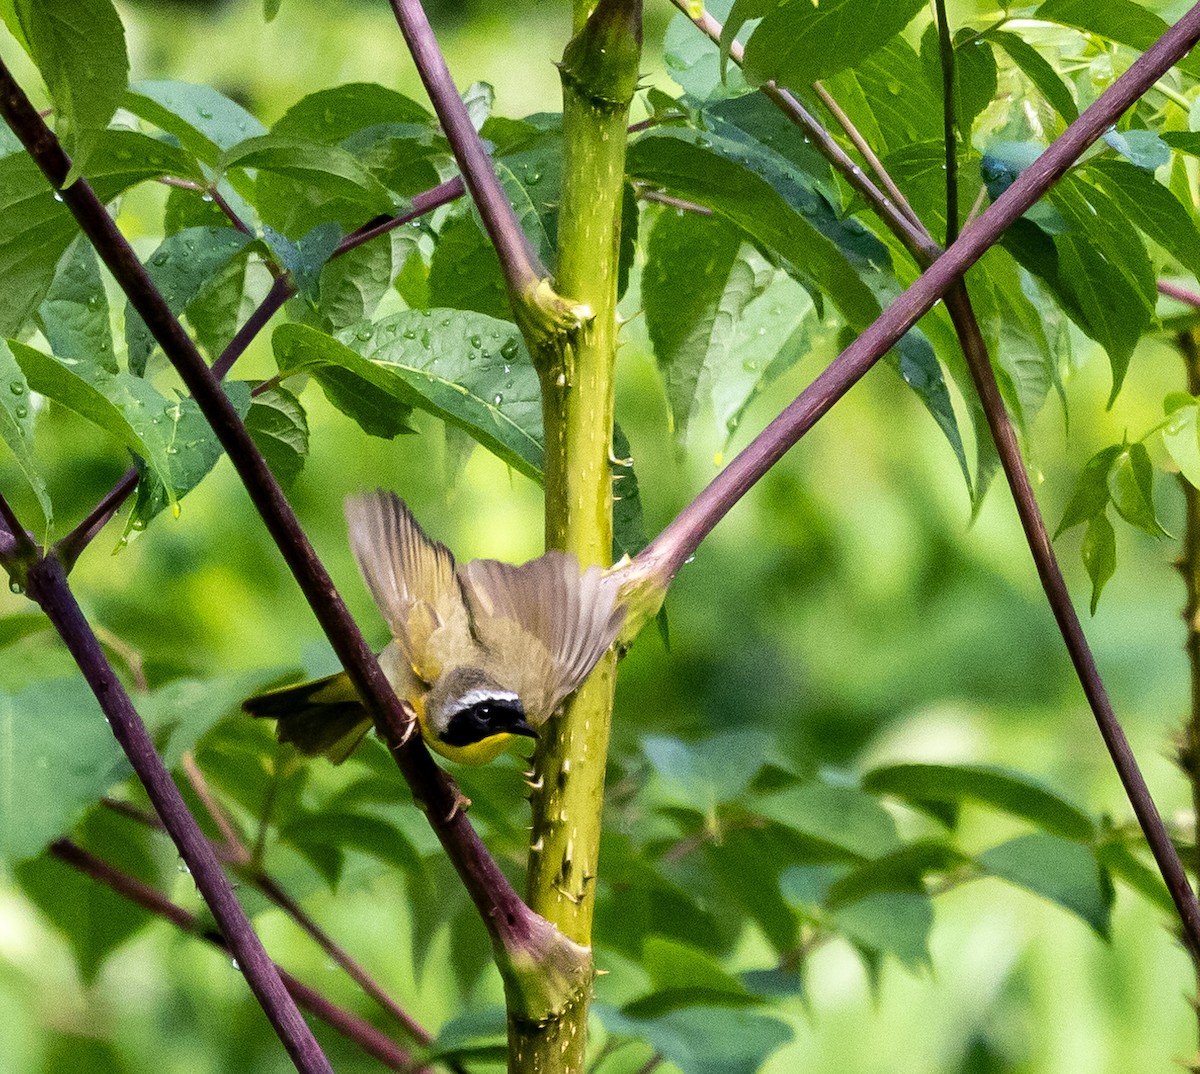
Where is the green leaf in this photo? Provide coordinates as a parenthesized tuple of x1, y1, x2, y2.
(878, 140, 983, 241)
(221, 134, 394, 236)
(312, 238, 393, 332)
(273, 314, 542, 478)
(980, 832, 1113, 937)
(1082, 512, 1116, 615)
(611, 424, 648, 562)
(9, 341, 249, 521)
(643, 731, 774, 813)
(1107, 442, 1169, 537)
(627, 132, 880, 330)
(755, 780, 901, 859)
(426, 1007, 508, 1064)
(644, 211, 759, 438)
(1056, 444, 1121, 536)
(0, 678, 129, 863)
(125, 385, 253, 532)
(1095, 839, 1172, 914)
(834, 891, 934, 969)
(1101, 129, 1170, 170)
(268, 82, 431, 142)
(186, 255, 248, 360)
(664, 5, 753, 100)
(125, 80, 266, 166)
(15, 0, 129, 175)
(920, 26, 998, 135)
(1047, 177, 1155, 403)
(597, 1005, 792, 1074)
(0, 341, 51, 528)
(280, 811, 420, 889)
(1034, 0, 1200, 80)
(986, 30, 1078, 123)
(264, 0, 283, 20)
(862, 762, 1096, 840)
(38, 238, 115, 372)
(1164, 399, 1200, 489)
(890, 331, 971, 494)
(427, 212, 511, 320)
(742, 0, 928, 88)
(15, 807, 172, 983)
(642, 936, 752, 1003)
(245, 386, 309, 489)
(262, 222, 342, 303)
(1082, 160, 1200, 281)
(0, 130, 199, 338)
(125, 227, 254, 376)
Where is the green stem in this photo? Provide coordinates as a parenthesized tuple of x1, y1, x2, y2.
(514, 2, 641, 1071)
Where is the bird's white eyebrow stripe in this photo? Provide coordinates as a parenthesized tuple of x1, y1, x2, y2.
(456, 689, 520, 709)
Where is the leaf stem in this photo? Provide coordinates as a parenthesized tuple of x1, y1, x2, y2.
(1160, 279, 1200, 309)
(933, 0, 960, 245)
(47, 838, 418, 1072)
(19, 551, 334, 1074)
(0, 52, 571, 985)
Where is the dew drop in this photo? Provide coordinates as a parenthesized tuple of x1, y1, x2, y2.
(230, 958, 241, 971)
(52, 191, 64, 203)
(500, 338, 519, 361)
(9, 380, 25, 396)
(131, 518, 148, 531)
(355, 326, 374, 342)
(152, 251, 169, 267)
(493, 393, 503, 406)
(177, 860, 191, 874)
(469, 334, 482, 348)
(13, 405, 27, 419)
(9, 579, 23, 595)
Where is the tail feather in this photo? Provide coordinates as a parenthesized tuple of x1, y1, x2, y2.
(243, 672, 373, 764)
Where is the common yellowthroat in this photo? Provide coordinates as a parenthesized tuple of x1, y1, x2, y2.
(244, 490, 626, 765)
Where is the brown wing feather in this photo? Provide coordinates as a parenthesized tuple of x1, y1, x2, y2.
(462, 552, 625, 722)
(345, 491, 461, 673)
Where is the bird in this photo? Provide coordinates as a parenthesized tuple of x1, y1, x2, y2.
(244, 490, 626, 765)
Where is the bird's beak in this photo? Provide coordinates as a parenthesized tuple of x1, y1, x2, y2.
(510, 717, 538, 740)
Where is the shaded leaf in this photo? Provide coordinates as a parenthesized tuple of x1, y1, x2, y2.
(834, 891, 934, 969)
(1035, 0, 1200, 79)
(664, 4, 753, 100)
(597, 1004, 792, 1074)
(1056, 444, 1121, 536)
(262, 222, 342, 303)
(1107, 442, 1169, 537)
(754, 780, 901, 859)
(1082, 512, 1116, 615)
(643, 730, 774, 813)
(1101, 129, 1170, 170)
(979, 832, 1113, 937)
(38, 238, 114, 372)
(862, 762, 1095, 841)
(245, 386, 309, 489)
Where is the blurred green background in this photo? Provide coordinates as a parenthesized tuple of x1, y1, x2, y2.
(0, 1, 1196, 1072)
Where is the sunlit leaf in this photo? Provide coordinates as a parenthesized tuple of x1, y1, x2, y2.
(1163, 397, 1200, 489)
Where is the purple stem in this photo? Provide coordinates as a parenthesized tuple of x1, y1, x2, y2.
(387, 0, 544, 294)
(21, 555, 333, 1074)
(1160, 279, 1200, 309)
(336, 176, 466, 257)
(0, 56, 545, 957)
(48, 839, 417, 1072)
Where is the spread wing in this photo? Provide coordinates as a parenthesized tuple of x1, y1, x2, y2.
(345, 491, 465, 679)
(461, 552, 625, 723)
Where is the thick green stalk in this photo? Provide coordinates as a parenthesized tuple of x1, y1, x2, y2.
(513, 2, 641, 1071)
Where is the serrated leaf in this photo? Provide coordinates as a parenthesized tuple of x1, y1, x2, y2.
(1082, 512, 1116, 615)
(38, 238, 114, 372)
(862, 762, 1095, 840)
(611, 424, 647, 561)
(0, 340, 51, 528)
(1082, 159, 1200, 281)
(15, 0, 129, 175)
(125, 80, 266, 166)
(1034, 0, 1200, 79)
(742, 0, 928, 88)
(125, 227, 253, 375)
(755, 780, 901, 859)
(1164, 399, 1200, 489)
(980, 832, 1113, 937)
(1056, 444, 1121, 536)
(987, 30, 1078, 123)
(0, 678, 129, 863)
(245, 386, 308, 489)
(274, 314, 541, 477)
(597, 1004, 792, 1074)
(627, 132, 880, 330)
(1107, 442, 1169, 537)
(0, 130, 199, 338)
